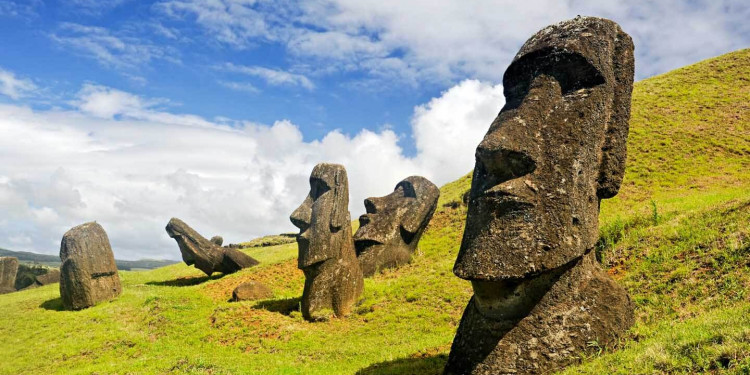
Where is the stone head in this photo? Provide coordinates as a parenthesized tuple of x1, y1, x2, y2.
(454, 17, 635, 281)
(165, 217, 223, 274)
(354, 176, 439, 263)
(290, 163, 351, 269)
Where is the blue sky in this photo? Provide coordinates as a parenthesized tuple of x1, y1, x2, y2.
(0, 0, 747, 260)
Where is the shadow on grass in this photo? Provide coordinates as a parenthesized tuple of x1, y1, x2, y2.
(252, 297, 301, 316)
(40, 297, 65, 311)
(146, 274, 224, 287)
(355, 354, 447, 375)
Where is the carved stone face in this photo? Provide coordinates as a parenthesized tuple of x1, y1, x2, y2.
(290, 163, 350, 269)
(354, 176, 439, 276)
(454, 17, 634, 282)
(165, 218, 258, 276)
(165, 217, 215, 268)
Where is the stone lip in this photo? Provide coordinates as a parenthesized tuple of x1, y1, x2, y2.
(165, 218, 259, 276)
(354, 176, 439, 277)
(445, 251, 634, 375)
(59, 222, 121, 311)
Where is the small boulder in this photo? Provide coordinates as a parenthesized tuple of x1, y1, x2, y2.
(232, 281, 273, 301)
(59, 222, 122, 310)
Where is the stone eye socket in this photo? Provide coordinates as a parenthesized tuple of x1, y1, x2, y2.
(396, 182, 417, 198)
(476, 147, 537, 186)
(503, 49, 605, 108)
(310, 178, 331, 200)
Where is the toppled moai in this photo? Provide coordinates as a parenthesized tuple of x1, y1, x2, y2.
(290, 163, 363, 321)
(15, 265, 61, 290)
(59, 222, 122, 310)
(445, 17, 635, 375)
(165, 218, 259, 276)
(354, 176, 440, 277)
(0, 257, 19, 294)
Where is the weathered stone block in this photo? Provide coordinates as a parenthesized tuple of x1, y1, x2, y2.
(59, 222, 121, 310)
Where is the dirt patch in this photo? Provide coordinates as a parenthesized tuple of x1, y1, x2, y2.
(201, 259, 304, 302)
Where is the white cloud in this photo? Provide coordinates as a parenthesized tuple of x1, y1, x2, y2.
(0, 68, 37, 99)
(218, 80, 261, 93)
(156, 0, 280, 48)
(64, 0, 129, 15)
(222, 63, 315, 90)
(50, 23, 180, 70)
(0, 0, 40, 19)
(0, 79, 500, 260)
(156, 0, 750, 81)
(412, 80, 504, 184)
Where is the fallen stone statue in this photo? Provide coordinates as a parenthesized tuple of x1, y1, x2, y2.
(354, 176, 440, 277)
(59, 222, 122, 310)
(444, 16, 636, 375)
(290, 163, 364, 321)
(165, 218, 259, 276)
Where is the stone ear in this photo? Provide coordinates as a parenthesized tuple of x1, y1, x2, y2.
(401, 200, 434, 235)
(597, 29, 635, 199)
(329, 168, 349, 231)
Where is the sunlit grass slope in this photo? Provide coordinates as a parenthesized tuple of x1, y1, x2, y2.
(0, 49, 748, 375)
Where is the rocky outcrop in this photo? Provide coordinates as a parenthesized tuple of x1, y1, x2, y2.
(59, 222, 122, 310)
(290, 163, 363, 321)
(354, 176, 440, 277)
(0, 257, 19, 294)
(166, 218, 258, 276)
(445, 16, 635, 375)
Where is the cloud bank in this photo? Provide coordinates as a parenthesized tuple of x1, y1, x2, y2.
(0, 79, 503, 260)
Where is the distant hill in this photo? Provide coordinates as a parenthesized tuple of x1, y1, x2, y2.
(234, 233, 297, 248)
(0, 247, 178, 271)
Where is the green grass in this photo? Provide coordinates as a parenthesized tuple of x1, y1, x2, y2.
(0, 49, 748, 374)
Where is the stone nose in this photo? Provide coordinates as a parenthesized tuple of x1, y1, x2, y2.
(476, 141, 536, 187)
(290, 196, 312, 231)
(364, 197, 382, 214)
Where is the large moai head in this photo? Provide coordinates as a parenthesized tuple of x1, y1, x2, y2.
(59, 222, 121, 310)
(454, 16, 634, 282)
(354, 176, 440, 276)
(290, 163, 351, 269)
(165, 218, 258, 276)
(445, 17, 635, 374)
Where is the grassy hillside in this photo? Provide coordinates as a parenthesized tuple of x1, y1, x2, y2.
(0, 49, 747, 374)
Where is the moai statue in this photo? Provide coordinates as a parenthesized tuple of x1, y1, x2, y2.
(290, 163, 364, 321)
(354, 176, 440, 277)
(0, 257, 19, 294)
(166, 218, 259, 276)
(59, 222, 122, 310)
(445, 17, 635, 375)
